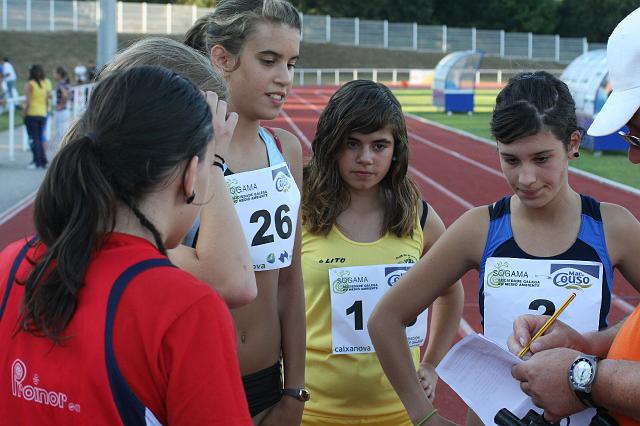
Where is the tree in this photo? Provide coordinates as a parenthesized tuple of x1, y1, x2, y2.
(291, 0, 435, 23)
(556, 0, 639, 42)
(432, 0, 558, 33)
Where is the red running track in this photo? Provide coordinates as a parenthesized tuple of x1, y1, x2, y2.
(2, 86, 639, 424)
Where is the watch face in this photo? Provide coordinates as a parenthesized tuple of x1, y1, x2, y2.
(571, 360, 594, 387)
(300, 389, 310, 401)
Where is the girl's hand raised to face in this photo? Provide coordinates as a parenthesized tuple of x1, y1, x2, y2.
(204, 91, 238, 160)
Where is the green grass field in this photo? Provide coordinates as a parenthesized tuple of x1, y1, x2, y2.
(0, 112, 22, 132)
(393, 89, 640, 189)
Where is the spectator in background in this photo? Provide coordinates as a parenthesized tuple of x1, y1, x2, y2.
(23, 64, 50, 169)
(3, 57, 17, 98)
(74, 62, 87, 84)
(40, 72, 53, 149)
(0, 73, 6, 114)
(52, 66, 71, 150)
(87, 59, 97, 82)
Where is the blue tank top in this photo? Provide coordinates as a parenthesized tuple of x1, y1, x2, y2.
(479, 194, 614, 330)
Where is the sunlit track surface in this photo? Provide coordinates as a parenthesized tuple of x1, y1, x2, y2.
(2, 86, 639, 424)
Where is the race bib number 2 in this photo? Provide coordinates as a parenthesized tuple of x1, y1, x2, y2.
(329, 264, 428, 354)
(483, 257, 603, 349)
(226, 163, 300, 271)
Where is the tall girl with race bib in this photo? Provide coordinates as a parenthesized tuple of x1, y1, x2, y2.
(58, 37, 258, 309)
(301, 80, 464, 425)
(184, 1, 306, 424)
(369, 71, 640, 425)
(0, 66, 252, 424)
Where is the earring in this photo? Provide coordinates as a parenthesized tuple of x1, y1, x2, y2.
(392, 156, 397, 161)
(186, 190, 196, 204)
(573, 152, 580, 158)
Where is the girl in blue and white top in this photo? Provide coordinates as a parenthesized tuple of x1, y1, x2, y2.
(369, 71, 640, 426)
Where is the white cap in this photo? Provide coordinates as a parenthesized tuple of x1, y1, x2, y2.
(588, 8, 640, 136)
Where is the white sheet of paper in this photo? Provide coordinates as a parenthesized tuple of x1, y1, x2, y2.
(435, 333, 594, 425)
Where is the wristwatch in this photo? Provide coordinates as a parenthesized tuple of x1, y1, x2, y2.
(568, 354, 599, 408)
(282, 388, 311, 402)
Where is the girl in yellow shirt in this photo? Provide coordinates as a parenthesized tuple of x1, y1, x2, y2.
(301, 80, 464, 425)
(23, 64, 50, 169)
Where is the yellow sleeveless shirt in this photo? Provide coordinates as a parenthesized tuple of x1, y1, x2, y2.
(301, 214, 423, 422)
(26, 79, 51, 117)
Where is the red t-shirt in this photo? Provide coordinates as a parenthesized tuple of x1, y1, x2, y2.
(0, 233, 251, 425)
(607, 306, 640, 426)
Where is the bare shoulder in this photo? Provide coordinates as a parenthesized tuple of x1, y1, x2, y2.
(426, 205, 490, 268)
(600, 202, 640, 257)
(600, 201, 639, 235)
(454, 205, 491, 230)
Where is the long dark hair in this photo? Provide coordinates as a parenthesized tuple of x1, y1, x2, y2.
(28, 64, 45, 88)
(303, 80, 421, 237)
(491, 71, 579, 148)
(21, 65, 213, 342)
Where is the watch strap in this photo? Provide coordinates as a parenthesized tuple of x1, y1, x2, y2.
(282, 387, 310, 401)
(575, 389, 597, 408)
(282, 388, 311, 402)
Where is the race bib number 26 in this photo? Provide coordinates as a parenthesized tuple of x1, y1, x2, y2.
(225, 163, 300, 271)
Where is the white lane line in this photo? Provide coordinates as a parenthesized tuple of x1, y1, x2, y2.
(408, 166, 474, 210)
(280, 108, 312, 147)
(458, 320, 475, 336)
(407, 130, 503, 178)
(285, 92, 478, 335)
(0, 191, 37, 226)
(612, 295, 636, 314)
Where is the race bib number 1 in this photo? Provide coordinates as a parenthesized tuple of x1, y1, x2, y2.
(329, 264, 428, 354)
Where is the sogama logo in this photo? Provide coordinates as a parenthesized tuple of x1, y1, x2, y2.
(485, 261, 529, 288)
(332, 270, 368, 294)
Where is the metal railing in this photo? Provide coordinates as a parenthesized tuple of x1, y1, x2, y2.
(293, 68, 565, 86)
(0, 0, 606, 63)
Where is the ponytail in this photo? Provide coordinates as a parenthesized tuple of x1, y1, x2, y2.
(22, 136, 116, 342)
(19, 66, 212, 342)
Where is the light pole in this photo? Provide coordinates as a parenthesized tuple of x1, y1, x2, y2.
(97, 0, 117, 68)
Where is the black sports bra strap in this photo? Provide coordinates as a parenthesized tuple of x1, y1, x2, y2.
(420, 200, 429, 229)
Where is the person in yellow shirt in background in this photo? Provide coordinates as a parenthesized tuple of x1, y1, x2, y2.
(301, 80, 464, 425)
(23, 64, 51, 169)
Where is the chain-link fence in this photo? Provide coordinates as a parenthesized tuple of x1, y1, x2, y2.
(1, 0, 599, 63)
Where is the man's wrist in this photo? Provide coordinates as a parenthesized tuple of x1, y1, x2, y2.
(568, 354, 600, 408)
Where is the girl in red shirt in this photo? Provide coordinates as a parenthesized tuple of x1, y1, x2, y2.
(0, 66, 252, 425)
